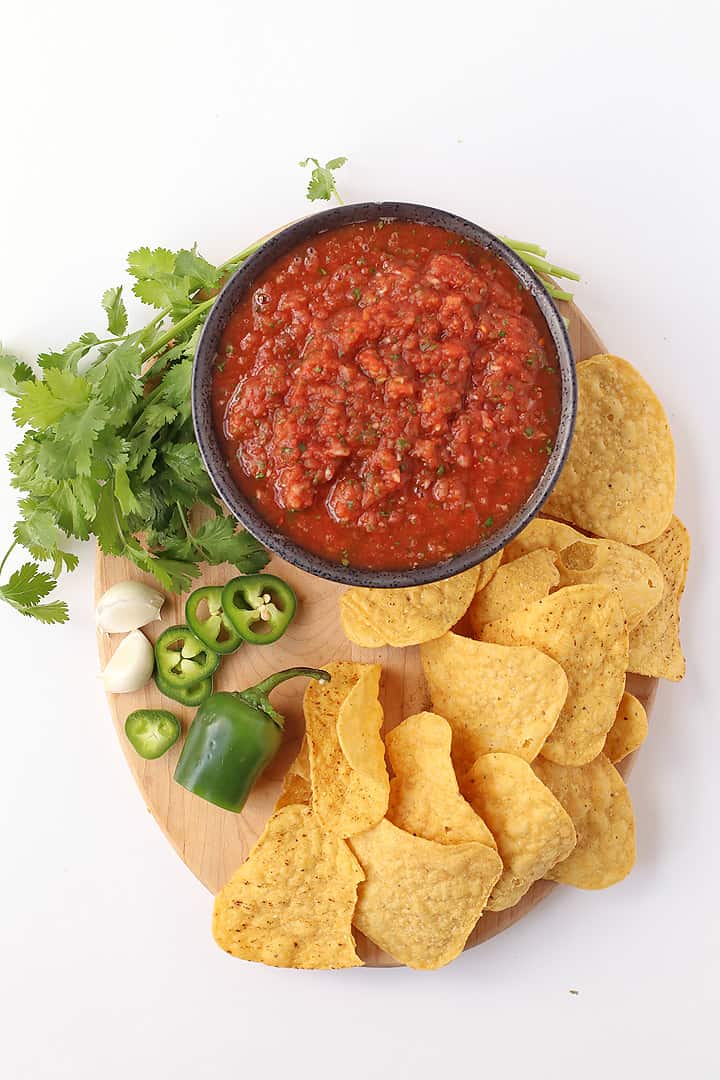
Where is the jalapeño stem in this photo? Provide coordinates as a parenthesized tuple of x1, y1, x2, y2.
(237, 667, 331, 727)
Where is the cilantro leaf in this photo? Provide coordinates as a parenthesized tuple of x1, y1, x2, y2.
(0, 558, 69, 625)
(13, 361, 35, 384)
(16, 600, 69, 624)
(14, 505, 70, 560)
(8, 433, 52, 492)
(127, 246, 176, 281)
(12, 369, 90, 428)
(37, 333, 101, 374)
(132, 275, 193, 316)
(0, 351, 35, 396)
(160, 442, 211, 494)
(92, 485, 126, 556)
(55, 398, 109, 476)
(194, 515, 270, 572)
(101, 286, 128, 336)
(53, 550, 80, 574)
(143, 554, 199, 592)
(126, 246, 204, 317)
(91, 429, 130, 479)
(153, 357, 193, 422)
(174, 247, 220, 292)
(86, 338, 143, 424)
(299, 155, 347, 203)
(113, 465, 140, 515)
(0, 561, 56, 606)
(50, 479, 94, 539)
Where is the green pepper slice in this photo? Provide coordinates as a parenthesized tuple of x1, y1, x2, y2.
(174, 666, 329, 812)
(154, 624, 220, 688)
(125, 709, 181, 760)
(221, 574, 297, 645)
(155, 669, 214, 707)
(185, 586, 243, 655)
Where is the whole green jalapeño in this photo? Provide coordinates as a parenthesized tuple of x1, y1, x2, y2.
(173, 667, 329, 812)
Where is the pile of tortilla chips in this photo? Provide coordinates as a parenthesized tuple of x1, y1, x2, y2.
(213, 355, 689, 971)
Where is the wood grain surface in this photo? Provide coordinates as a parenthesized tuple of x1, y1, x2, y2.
(95, 299, 657, 967)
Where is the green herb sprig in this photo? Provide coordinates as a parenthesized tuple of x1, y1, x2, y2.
(0, 158, 347, 622)
(298, 156, 347, 204)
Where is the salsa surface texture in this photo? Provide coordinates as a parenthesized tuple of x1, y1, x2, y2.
(213, 221, 561, 570)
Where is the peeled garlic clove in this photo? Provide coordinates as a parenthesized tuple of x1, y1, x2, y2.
(96, 580, 165, 633)
(102, 630, 155, 693)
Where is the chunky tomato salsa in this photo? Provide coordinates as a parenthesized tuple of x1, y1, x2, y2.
(212, 221, 561, 570)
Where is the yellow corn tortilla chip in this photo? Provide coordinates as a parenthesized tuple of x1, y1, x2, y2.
(482, 585, 628, 765)
(556, 538, 664, 630)
(213, 805, 364, 968)
(604, 692, 648, 763)
(304, 662, 389, 837)
(461, 753, 576, 911)
(475, 549, 504, 590)
(349, 819, 502, 969)
(386, 712, 496, 848)
(468, 548, 559, 632)
(421, 631, 568, 771)
(628, 516, 690, 681)
(504, 518, 583, 562)
(274, 739, 311, 810)
(533, 755, 635, 889)
(340, 565, 481, 648)
(544, 354, 675, 545)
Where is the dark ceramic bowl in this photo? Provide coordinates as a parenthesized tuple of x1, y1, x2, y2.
(193, 202, 576, 588)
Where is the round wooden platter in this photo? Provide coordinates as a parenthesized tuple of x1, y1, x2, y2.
(95, 299, 657, 967)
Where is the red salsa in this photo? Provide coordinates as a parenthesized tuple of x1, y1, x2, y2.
(212, 221, 561, 570)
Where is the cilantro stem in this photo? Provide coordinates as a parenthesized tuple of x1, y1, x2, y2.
(219, 239, 266, 272)
(111, 495, 130, 549)
(516, 251, 580, 282)
(175, 503, 209, 562)
(501, 237, 548, 257)
(0, 539, 17, 578)
(541, 277, 574, 303)
(142, 297, 215, 368)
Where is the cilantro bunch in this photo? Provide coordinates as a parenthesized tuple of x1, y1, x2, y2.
(0, 156, 348, 623)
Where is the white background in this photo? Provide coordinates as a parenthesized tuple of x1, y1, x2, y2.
(1, 2, 718, 1077)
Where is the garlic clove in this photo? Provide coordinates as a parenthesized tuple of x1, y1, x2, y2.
(102, 630, 155, 693)
(96, 580, 165, 634)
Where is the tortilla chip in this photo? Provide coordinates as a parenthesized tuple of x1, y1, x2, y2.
(304, 662, 389, 837)
(482, 585, 628, 765)
(274, 739, 311, 810)
(556, 538, 664, 630)
(421, 631, 568, 771)
(475, 550, 504, 590)
(544, 354, 675, 544)
(349, 819, 502, 969)
(461, 753, 576, 911)
(340, 565, 481, 647)
(213, 805, 363, 968)
(386, 712, 496, 848)
(533, 755, 635, 889)
(604, 692, 648, 763)
(628, 516, 690, 680)
(468, 549, 559, 632)
(504, 518, 583, 562)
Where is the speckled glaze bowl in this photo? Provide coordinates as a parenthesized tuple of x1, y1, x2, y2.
(192, 202, 576, 588)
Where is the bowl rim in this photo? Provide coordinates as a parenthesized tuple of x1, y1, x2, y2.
(192, 201, 577, 588)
